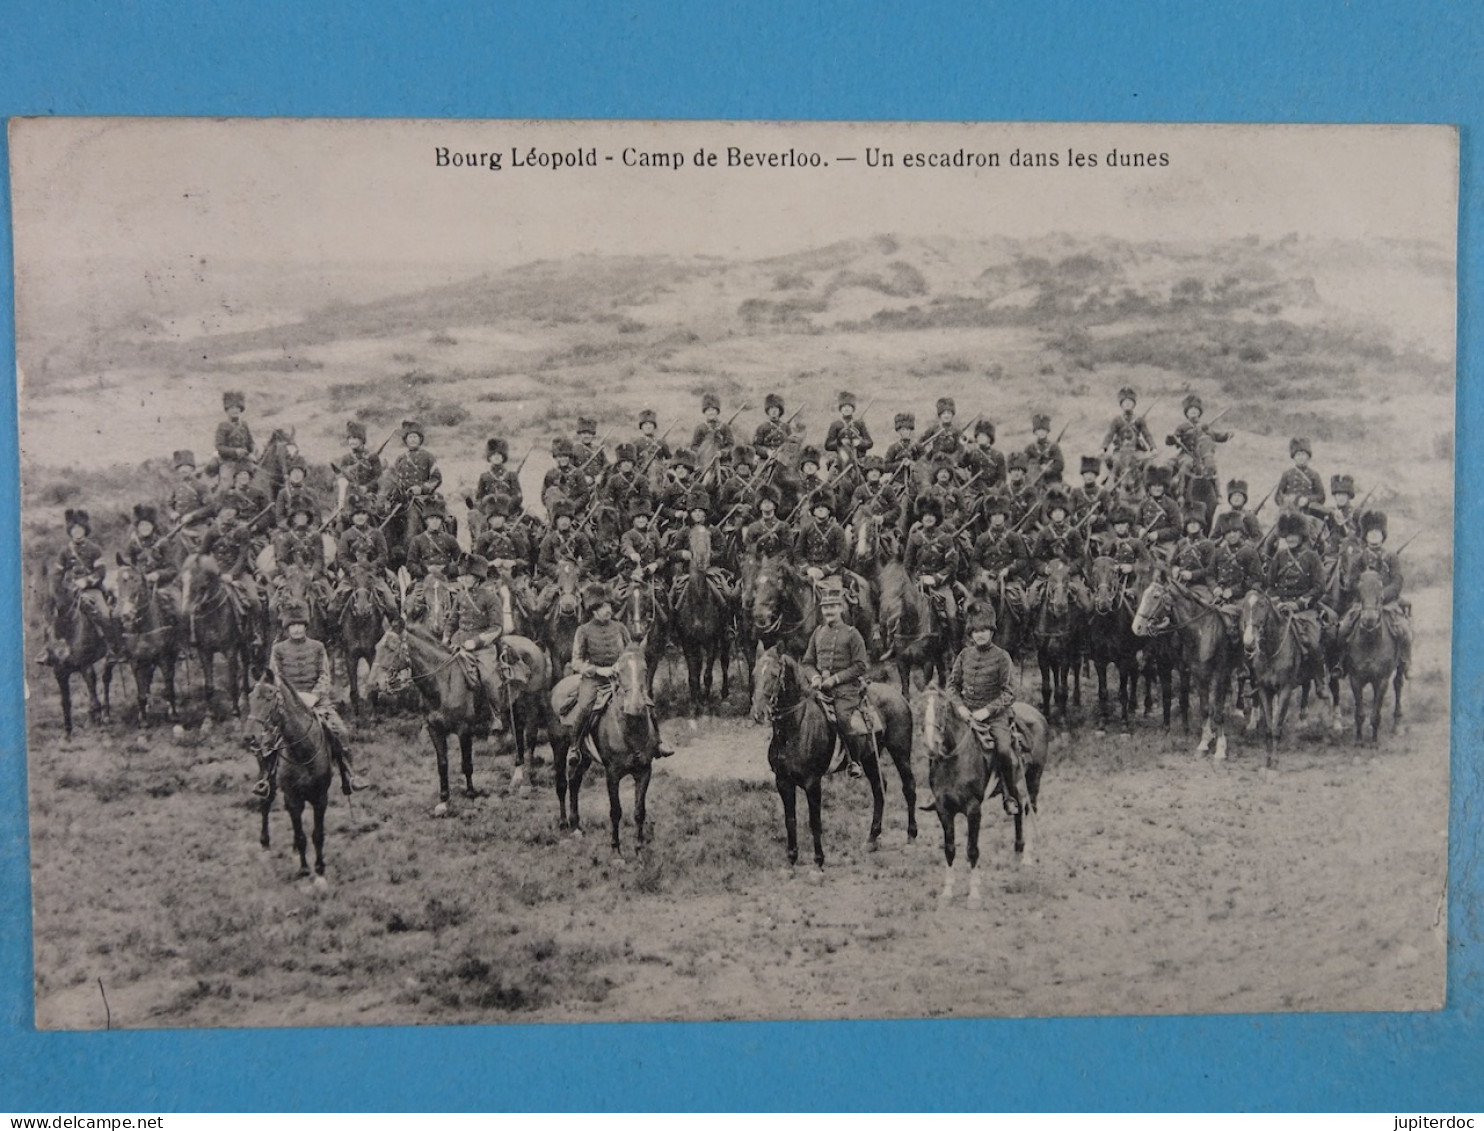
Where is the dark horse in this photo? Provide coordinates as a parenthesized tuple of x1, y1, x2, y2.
(548, 644, 659, 857)
(1031, 560, 1080, 724)
(919, 685, 1049, 904)
(618, 574, 667, 695)
(1236, 589, 1313, 769)
(1131, 567, 1236, 759)
(33, 560, 114, 738)
(245, 667, 334, 879)
(180, 554, 253, 718)
(876, 559, 949, 691)
(749, 647, 917, 869)
(109, 560, 182, 727)
(1085, 556, 1141, 733)
(536, 557, 584, 677)
(332, 563, 387, 718)
(1336, 570, 1405, 743)
(670, 523, 733, 712)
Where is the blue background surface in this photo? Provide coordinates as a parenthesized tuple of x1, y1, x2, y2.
(0, 0, 1480, 1111)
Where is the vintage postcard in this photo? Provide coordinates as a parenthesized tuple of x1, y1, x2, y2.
(9, 119, 1454, 1028)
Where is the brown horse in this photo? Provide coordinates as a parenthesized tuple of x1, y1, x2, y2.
(108, 561, 182, 727)
(1085, 556, 1141, 733)
(1237, 590, 1312, 768)
(1131, 566, 1236, 758)
(671, 522, 733, 712)
(32, 560, 114, 738)
(617, 574, 667, 695)
(536, 557, 585, 677)
(876, 559, 949, 691)
(1031, 559, 1080, 724)
(180, 554, 254, 718)
(245, 667, 334, 880)
(332, 563, 387, 718)
(1336, 570, 1405, 743)
(919, 685, 1048, 905)
(548, 644, 659, 857)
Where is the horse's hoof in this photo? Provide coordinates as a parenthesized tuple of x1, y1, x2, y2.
(312, 874, 328, 890)
(610, 852, 627, 868)
(807, 865, 824, 882)
(464, 788, 479, 800)
(510, 767, 525, 789)
(432, 801, 449, 817)
(297, 867, 311, 879)
(866, 838, 880, 853)
(572, 827, 585, 839)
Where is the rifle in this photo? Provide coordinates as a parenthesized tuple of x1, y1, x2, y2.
(1393, 532, 1421, 556)
(573, 427, 618, 476)
(1251, 486, 1276, 516)
(515, 442, 538, 475)
(721, 402, 752, 432)
(315, 503, 345, 534)
(636, 422, 678, 476)
(783, 465, 852, 525)
(370, 425, 401, 460)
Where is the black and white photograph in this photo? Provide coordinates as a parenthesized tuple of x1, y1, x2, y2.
(9, 119, 1455, 1029)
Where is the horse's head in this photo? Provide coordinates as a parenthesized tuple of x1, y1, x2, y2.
(110, 559, 149, 630)
(614, 645, 651, 717)
(1355, 569, 1385, 632)
(875, 560, 914, 654)
(1089, 556, 1121, 615)
(750, 646, 784, 725)
(555, 558, 581, 617)
(243, 669, 285, 775)
(1239, 590, 1270, 657)
(1042, 559, 1072, 619)
(1131, 569, 1169, 637)
(920, 684, 945, 758)
(752, 556, 789, 635)
(369, 627, 412, 694)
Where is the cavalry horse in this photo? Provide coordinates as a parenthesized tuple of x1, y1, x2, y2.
(1336, 569, 1405, 743)
(1236, 589, 1314, 768)
(919, 685, 1048, 904)
(876, 559, 950, 692)
(749, 647, 917, 869)
(1175, 434, 1221, 536)
(179, 554, 253, 718)
(1084, 556, 1142, 734)
(245, 667, 334, 879)
(548, 644, 659, 857)
(270, 563, 333, 654)
(108, 561, 181, 727)
(1030, 559, 1080, 724)
(32, 560, 114, 738)
(332, 563, 388, 718)
(618, 573, 667, 695)
(1132, 566, 1236, 758)
(536, 557, 584, 677)
(670, 522, 733, 712)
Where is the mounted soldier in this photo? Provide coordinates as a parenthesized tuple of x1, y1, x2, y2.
(1275, 436, 1326, 521)
(196, 499, 265, 653)
(1220, 479, 1265, 544)
(753, 392, 792, 454)
(691, 391, 735, 463)
(537, 497, 596, 580)
(57, 507, 124, 658)
(214, 390, 256, 484)
(1321, 473, 1361, 553)
(571, 417, 608, 481)
(904, 496, 961, 651)
(1024, 412, 1065, 485)
(1137, 464, 1183, 555)
(960, 419, 1007, 491)
(124, 503, 182, 630)
(824, 389, 873, 465)
(665, 489, 735, 604)
(1206, 510, 1263, 643)
(918, 459, 965, 533)
(947, 600, 1019, 771)
(226, 465, 274, 535)
(404, 496, 460, 616)
(794, 495, 849, 586)
(790, 446, 840, 520)
(476, 437, 524, 514)
(1070, 455, 1113, 533)
(272, 500, 327, 574)
(845, 456, 904, 529)
(599, 442, 653, 511)
(1092, 506, 1153, 581)
(802, 580, 871, 779)
(713, 444, 758, 515)
(1265, 509, 1326, 667)
(743, 485, 792, 560)
(656, 449, 699, 533)
(560, 581, 674, 759)
(920, 397, 963, 463)
(1003, 452, 1038, 530)
(541, 437, 591, 513)
(332, 493, 399, 623)
(335, 421, 384, 520)
(617, 499, 666, 590)
(273, 456, 320, 530)
(971, 491, 1032, 609)
(1102, 384, 1155, 460)
(1167, 393, 1228, 533)
(472, 494, 530, 578)
(1027, 486, 1091, 615)
(259, 598, 356, 798)
(884, 411, 922, 470)
(385, 419, 444, 554)
(633, 408, 673, 493)
(1169, 504, 1215, 596)
(1336, 509, 1412, 676)
(165, 449, 213, 547)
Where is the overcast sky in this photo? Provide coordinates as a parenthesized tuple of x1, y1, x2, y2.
(10, 119, 1458, 275)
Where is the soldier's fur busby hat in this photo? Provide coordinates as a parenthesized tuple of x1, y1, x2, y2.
(701, 391, 722, 412)
(576, 417, 597, 435)
(486, 437, 509, 461)
(481, 493, 514, 518)
(582, 581, 613, 610)
(63, 508, 90, 534)
(628, 498, 653, 521)
(808, 493, 835, 515)
(614, 442, 637, 465)
(173, 449, 196, 469)
(400, 419, 425, 442)
(837, 390, 857, 409)
(685, 490, 712, 513)
(1110, 505, 1137, 527)
(550, 436, 572, 458)
(973, 418, 996, 441)
(1007, 451, 1030, 472)
(798, 445, 822, 468)
(765, 393, 785, 414)
(1031, 412, 1052, 433)
(455, 553, 490, 580)
(1144, 464, 1172, 488)
(1117, 385, 1138, 406)
(981, 491, 1009, 517)
(917, 496, 944, 522)
(346, 491, 373, 517)
(1212, 510, 1246, 538)
(1277, 510, 1307, 539)
(217, 490, 253, 515)
(673, 448, 697, 470)
(288, 497, 316, 522)
(966, 600, 998, 632)
(638, 408, 658, 427)
(421, 496, 447, 519)
(1079, 455, 1101, 476)
(731, 443, 756, 463)
(862, 455, 885, 475)
(1183, 502, 1207, 527)
(1181, 392, 1204, 416)
(222, 390, 246, 411)
(1330, 474, 1355, 498)
(757, 483, 781, 506)
(284, 455, 308, 478)
(930, 458, 956, 481)
(1289, 436, 1312, 458)
(894, 412, 915, 431)
(1226, 478, 1249, 503)
(1360, 509, 1388, 539)
(935, 397, 956, 416)
(550, 496, 575, 520)
(1043, 485, 1071, 514)
(132, 503, 159, 528)
(281, 599, 310, 626)
(345, 420, 367, 442)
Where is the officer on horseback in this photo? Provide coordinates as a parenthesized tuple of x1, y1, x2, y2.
(258, 598, 356, 798)
(905, 496, 961, 651)
(58, 508, 125, 659)
(563, 582, 674, 760)
(125, 504, 182, 629)
(1336, 509, 1412, 677)
(476, 438, 523, 513)
(947, 600, 1018, 767)
(803, 581, 870, 779)
(1265, 509, 1327, 666)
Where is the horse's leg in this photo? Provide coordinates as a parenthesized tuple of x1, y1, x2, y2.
(82, 665, 102, 723)
(890, 740, 917, 843)
(965, 802, 983, 909)
(685, 644, 703, 716)
(569, 746, 586, 834)
(429, 724, 452, 809)
(552, 735, 571, 829)
(162, 655, 179, 722)
(634, 763, 652, 849)
(937, 808, 956, 901)
(1160, 657, 1174, 729)
(778, 777, 799, 866)
(805, 779, 825, 870)
(1392, 665, 1405, 733)
(1178, 665, 1192, 735)
(312, 790, 328, 876)
(1370, 676, 1385, 745)
(606, 769, 624, 859)
(1094, 657, 1109, 732)
(861, 737, 884, 849)
(1195, 674, 1214, 756)
(1351, 672, 1365, 744)
(55, 669, 73, 739)
(460, 729, 476, 798)
(1039, 654, 1052, 719)
(226, 647, 242, 718)
(347, 650, 361, 720)
(259, 778, 275, 849)
(718, 628, 732, 702)
(198, 647, 214, 716)
(288, 795, 310, 877)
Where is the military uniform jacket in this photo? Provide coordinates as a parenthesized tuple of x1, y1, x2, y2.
(127, 531, 179, 584)
(271, 637, 331, 700)
(919, 423, 963, 461)
(1170, 535, 1214, 581)
(948, 642, 1017, 714)
(388, 449, 442, 498)
(1024, 439, 1065, 484)
(690, 420, 735, 453)
(1094, 531, 1151, 569)
(338, 524, 390, 570)
(1346, 545, 1404, 603)
(795, 473, 843, 521)
(803, 622, 868, 695)
(961, 445, 1008, 490)
(273, 528, 325, 572)
(168, 477, 211, 521)
(794, 518, 847, 573)
(906, 528, 959, 578)
(743, 515, 791, 557)
(1267, 543, 1324, 604)
(1322, 504, 1359, 550)
(884, 438, 923, 466)
(1031, 522, 1086, 569)
(1102, 412, 1154, 453)
(226, 485, 273, 530)
(200, 521, 255, 576)
(542, 465, 592, 509)
(443, 584, 505, 638)
(1170, 421, 1229, 476)
(214, 419, 255, 464)
(538, 527, 594, 576)
(1206, 541, 1262, 597)
(475, 526, 530, 567)
(657, 480, 696, 523)
(338, 449, 383, 493)
(1070, 484, 1113, 525)
(571, 440, 608, 477)
(59, 538, 106, 587)
(1137, 495, 1183, 544)
(1005, 483, 1039, 528)
(1220, 508, 1265, 543)
(972, 527, 1031, 579)
(620, 527, 664, 569)
(572, 619, 632, 671)
(1277, 466, 1326, 506)
(275, 484, 321, 527)
(923, 483, 965, 526)
(599, 469, 651, 511)
(406, 529, 460, 580)
(633, 435, 672, 469)
(476, 467, 523, 507)
(753, 419, 791, 451)
(824, 418, 873, 458)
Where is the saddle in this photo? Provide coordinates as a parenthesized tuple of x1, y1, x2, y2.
(970, 711, 1030, 815)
